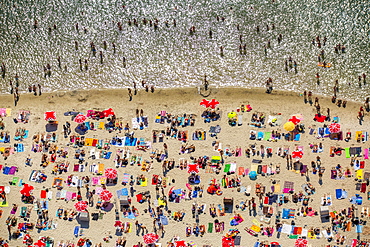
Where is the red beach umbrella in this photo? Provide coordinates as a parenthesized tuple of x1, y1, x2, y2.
(294, 238, 308, 247)
(99, 190, 113, 201)
(199, 99, 210, 108)
(114, 221, 122, 227)
(44, 111, 56, 121)
(175, 240, 187, 247)
(74, 201, 88, 212)
(74, 114, 87, 124)
(208, 99, 220, 109)
(143, 232, 159, 244)
(20, 184, 34, 197)
(103, 108, 115, 117)
(34, 240, 46, 247)
(187, 164, 199, 173)
(289, 116, 301, 125)
(104, 168, 118, 179)
(328, 122, 341, 133)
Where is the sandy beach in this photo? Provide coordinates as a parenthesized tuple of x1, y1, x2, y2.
(0, 87, 369, 247)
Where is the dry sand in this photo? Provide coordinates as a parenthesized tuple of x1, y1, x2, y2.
(0, 87, 369, 247)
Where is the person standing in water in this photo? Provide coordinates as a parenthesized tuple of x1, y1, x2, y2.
(38, 84, 42, 96)
(316, 73, 320, 85)
(100, 51, 103, 64)
(204, 74, 209, 91)
(133, 82, 137, 95)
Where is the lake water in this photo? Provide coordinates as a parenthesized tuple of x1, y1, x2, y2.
(0, 0, 369, 101)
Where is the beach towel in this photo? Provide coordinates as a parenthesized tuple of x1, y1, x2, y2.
(257, 132, 264, 140)
(345, 148, 351, 158)
(293, 134, 301, 141)
(122, 173, 130, 184)
(208, 223, 213, 233)
(364, 148, 369, 159)
(283, 181, 294, 193)
(9, 166, 17, 175)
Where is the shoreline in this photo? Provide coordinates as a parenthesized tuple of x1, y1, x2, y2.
(0, 86, 366, 107)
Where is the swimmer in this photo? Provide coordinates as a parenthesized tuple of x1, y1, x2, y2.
(112, 42, 116, 54)
(220, 46, 224, 56)
(34, 20, 38, 29)
(75, 23, 79, 31)
(79, 59, 83, 71)
(150, 85, 155, 93)
(84, 59, 88, 71)
(75, 41, 78, 50)
(57, 56, 61, 69)
(123, 57, 126, 68)
(277, 33, 282, 44)
(173, 19, 176, 27)
(100, 51, 103, 64)
(209, 30, 212, 38)
(103, 41, 107, 50)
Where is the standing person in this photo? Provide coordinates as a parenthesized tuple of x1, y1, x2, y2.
(133, 81, 137, 95)
(128, 88, 133, 101)
(316, 73, 320, 85)
(303, 91, 307, 104)
(100, 51, 103, 64)
(357, 112, 364, 125)
(150, 85, 154, 93)
(204, 74, 209, 91)
(363, 73, 366, 85)
(38, 84, 42, 96)
(9, 80, 13, 94)
(13, 92, 18, 106)
(32, 84, 37, 96)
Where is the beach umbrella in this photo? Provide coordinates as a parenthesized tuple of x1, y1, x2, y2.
(143, 233, 159, 244)
(208, 99, 220, 109)
(199, 99, 210, 108)
(175, 240, 187, 247)
(23, 234, 32, 244)
(187, 164, 199, 173)
(270, 242, 281, 247)
(294, 238, 308, 247)
(74, 114, 87, 124)
(228, 111, 237, 119)
(104, 168, 118, 179)
(44, 111, 56, 121)
(289, 115, 301, 125)
(328, 122, 341, 133)
(74, 201, 88, 212)
(103, 108, 115, 117)
(99, 190, 113, 201)
(283, 121, 295, 131)
(20, 184, 34, 197)
(34, 240, 46, 247)
(114, 221, 122, 227)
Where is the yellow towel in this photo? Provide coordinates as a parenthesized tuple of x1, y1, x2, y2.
(141, 178, 148, 187)
(356, 169, 363, 179)
(275, 184, 281, 193)
(250, 225, 261, 232)
(158, 198, 166, 206)
(356, 131, 363, 141)
(0, 147, 5, 153)
(5, 108, 11, 117)
(98, 122, 105, 129)
(99, 177, 106, 185)
(85, 138, 93, 146)
(251, 164, 258, 172)
(97, 164, 104, 175)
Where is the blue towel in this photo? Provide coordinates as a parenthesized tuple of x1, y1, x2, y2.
(127, 212, 136, 219)
(121, 188, 129, 196)
(17, 143, 24, 152)
(23, 130, 29, 139)
(3, 166, 10, 175)
(85, 122, 91, 130)
(124, 137, 137, 146)
(0, 136, 5, 142)
(160, 215, 169, 225)
(104, 152, 112, 159)
(192, 190, 198, 198)
(294, 134, 301, 141)
(257, 132, 264, 140)
(335, 189, 342, 199)
(282, 208, 289, 219)
(74, 226, 80, 237)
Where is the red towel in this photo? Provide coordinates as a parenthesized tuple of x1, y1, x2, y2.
(360, 183, 367, 193)
(360, 161, 365, 169)
(40, 190, 47, 199)
(264, 196, 269, 204)
(92, 139, 98, 147)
